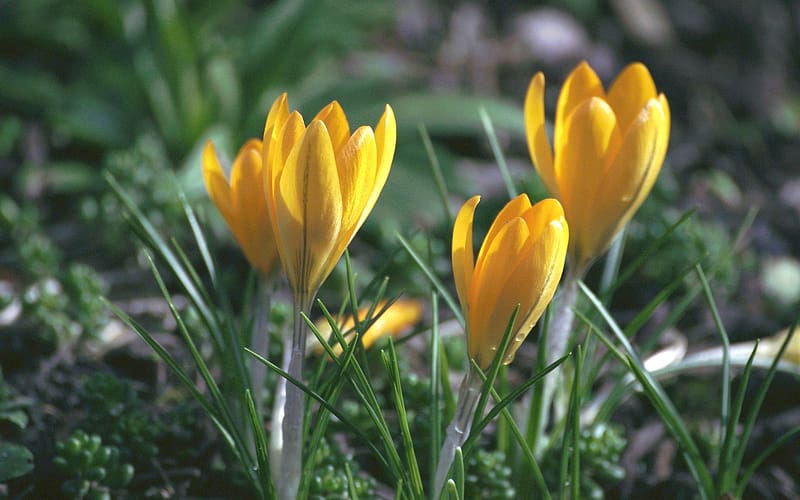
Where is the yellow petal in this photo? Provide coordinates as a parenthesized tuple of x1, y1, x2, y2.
(262, 93, 290, 154)
(276, 121, 343, 294)
(313, 100, 351, 154)
(368, 104, 396, 219)
(554, 97, 620, 265)
(589, 98, 667, 260)
(502, 215, 568, 364)
(554, 61, 605, 151)
(266, 112, 306, 215)
(606, 62, 657, 133)
(452, 196, 479, 316)
(468, 217, 531, 367)
(230, 140, 276, 275)
(359, 299, 424, 350)
(525, 72, 557, 196)
(474, 194, 531, 280)
(657, 93, 671, 164)
(312, 299, 424, 357)
(202, 141, 234, 225)
(334, 125, 378, 252)
(522, 197, 566, 245)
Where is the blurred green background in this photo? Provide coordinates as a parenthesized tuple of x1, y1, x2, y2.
(2, 0, 800, 497)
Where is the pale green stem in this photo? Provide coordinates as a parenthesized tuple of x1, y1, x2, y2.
(251, 278, 271, 438)
(275, 293, 313, 500)
(536, 272, 578, 451)
(268, 337, 289, 479)
(433, 363, 483, 499)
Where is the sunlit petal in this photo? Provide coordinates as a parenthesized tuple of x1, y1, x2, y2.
(452, 196, 479, 315)
(554, 61, 605, 150)
(525, 72, 557, 196)
(555, 97, 620, 264)
(202, 141, 234, 224)
(607, 62, 657, 132)
(335, 126, 378, 249)
(589, 98, 666, 257)
(313, 101, 351, 154)
(277, 121, 343, 293)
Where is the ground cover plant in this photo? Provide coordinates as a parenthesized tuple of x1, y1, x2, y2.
(2, 0, 800, 498)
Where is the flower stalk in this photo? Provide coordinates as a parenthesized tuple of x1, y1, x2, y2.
(274, 293, 313, 500)
(535, 271, 578, 447)
(433, 363, 483, 498)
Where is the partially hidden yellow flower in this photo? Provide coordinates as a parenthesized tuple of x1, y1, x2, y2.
(309, 299, 424, 357)
(262, 94, 396, 302)
(452, 194, 569, 370)
(759, 327, 800, 366)
(525, 61, 670, 274)
(203, 139, 278, 276)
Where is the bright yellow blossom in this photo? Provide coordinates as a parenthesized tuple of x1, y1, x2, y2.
(310, 299, 424, 357)
(525, 61, 670, 274)
(262, 94, 396, 303)
(202, 139, 278, 276)
(452, 194, 569, 370)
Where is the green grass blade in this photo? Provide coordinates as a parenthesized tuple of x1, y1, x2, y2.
(479, 107, 517, 199)
(734, 425, 800, 498)
(302, 304, 408, 486)
(453, 447, 465, 499)
(176, 180, 217, 288)
(465, 353, 569, 451)
(418, 123, 453, 226)
(103, 298, 258, 490)
(430, 290, 443, 484)
(558, 345, 582, 500)
(580, 282, 714, 497)
(246, 389, 275, 498)
(396, 232, 464, 326)
(471, 370, 552, 500)
(244, 347, 394, 474)
(345, 461, 360, 500)
(718, 340, 759, 494)
(471, 306, 519, 432)
(604, 208, 696, 297)
(600, 228, 626, 296)
(695, 265, 731, 466)
(381, 339, 424, 497)
(731, 319, 799, 483)
(439, 334, 456, 421)
(143, 252, 256, 467)
(626, 355, 711, 500)
(526, 306, 552, 453)
(105, 171, 221, 335)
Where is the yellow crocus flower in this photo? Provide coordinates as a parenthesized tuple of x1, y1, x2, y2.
(309, 299, 424, 357)
(262, 93, 396, 304)
(452, 194, 569, 370)
(202, 139, 278, 276)
(525, 61, 670, 275)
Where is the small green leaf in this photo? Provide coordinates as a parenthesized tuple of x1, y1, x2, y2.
(0, 443, 34, 481)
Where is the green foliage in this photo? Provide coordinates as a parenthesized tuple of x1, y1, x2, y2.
(0, 367, 31, 430)
(464, 449, 515, 499)
(82, 134, 186, 251)
(1, 195, 109, 346)
(0, 368, 34, 482)
(542, 423, 626, 499)
(337, 357, 442, 481)
(307, 439, 375, 499)
(0, 442, 34, 482)
(78, 373, 160, 462)
(632, 190, 743, 294)
(53, 430, 134, 500)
